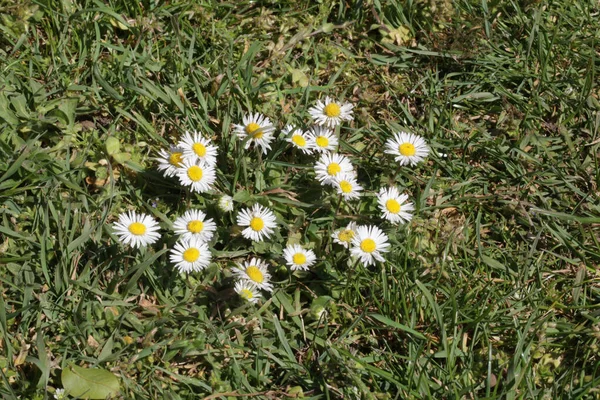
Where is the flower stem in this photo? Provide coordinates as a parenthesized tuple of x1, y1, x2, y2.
(331, 194, 343, 228)
(391, 163, 403, 185)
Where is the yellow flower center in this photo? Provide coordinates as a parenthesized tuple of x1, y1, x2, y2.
(360, 238, 376, 253)
(315, 136, 329, 148)
(192, 143, 207, 157)
(246, 122, 263, 139)
(183, 248, 200, 262)
(169, 152, 183, 167)
(240, 289, 254, 300)
(187, 220, 204, 233)
(291, 134, 306, 147)
(128, 222, 146, 236)
(338, 229, 354, 243)
(386, 199, 401, 214)
(292, 253, 306, 265)
(245, 266, 264, 283)
(249, 217, 264, 231)
(187, 165, 203, 182)
(324, 102, 341, 118)
(326, 163, 341, 176)
(339, 180, 352, 193)
(399, 143, 416, 156)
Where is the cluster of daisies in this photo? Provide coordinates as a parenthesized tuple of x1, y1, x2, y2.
(112, 203, 319, 303)
(111, 96, 430, 304)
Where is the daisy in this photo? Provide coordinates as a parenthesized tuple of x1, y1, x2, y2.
(232, 257, 273, 292)
(172, 209, 217, 242)
(377, 186, 414, 225)
(350, 225, 390, 266)
(233, 113, 275, 154)
(306, 126, 338, 153)
(235, 281, 261, 304)
(283, 244, 317, 271)
(169, 237, 212, 273)
(314, 153, 354, 186)
(284, 125, 313, 154)
(237, 204, 277, 242)
(178, 131, 218, 166)
(218, 194, 234, 212)
(384, 131, 430, 166)
(176, 158, 216, 193)
(155, 146, 185, 178)
(331, 222, 358, 249)
(333, 173, 363, 200)
(112, 211, 161, 248)
(308, 96, 354, 128)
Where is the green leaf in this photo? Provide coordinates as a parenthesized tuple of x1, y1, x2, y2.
(233, 190, 251, 203)
(105, 137, 120, 156)
(369, 313, 426, 340)
(310, 296, 333, 319)
(112, 152, 131, 164)
(0, 93, 19, 125)
(10, 94, 30, 118)
(93, 65, 124, 101)
(480, 254, 506, 271)
(290, 69, 309, 87)
(451, 91, 499, 103)
(61, 364, 120, 399)
(321, 22, 334, 33)
(57, 97, 78, 127)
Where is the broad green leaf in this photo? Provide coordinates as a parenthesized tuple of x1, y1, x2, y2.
(61, 364, 120, 399)
(105, 137, 120, 156)
(112, 152, 131, 164)
(10, 94, 30, 118)
(0, 93, 19, 125)
(57, 98, 78, 127)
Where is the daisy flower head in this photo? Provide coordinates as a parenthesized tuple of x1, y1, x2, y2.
(306, 126, 338, 153)
(169, 237, 212, 273)
(155, 145, 185, 178)
(112, 211, 161, 248)
(284, 125, 313, 154)
(384, 131, 430, 166)
(178, 131, 218, 166)
(235, 280, 261, 304)
(377, 186, 415, 225)
(283, 244, 317, 271)
(350, 225, 390, 266)
(333, 172, 363, 200)
(176, 158, 216, 193)
(314, 153, 354, 186)
(236, 204, 277, 242)
(234, 113, 275, 154)
(218, 194, 234, 212)
(308, 96, 354, 128)
(331, 221, 358, 249)
(232, 257, 273, 292)
(172, 209, 217, 242)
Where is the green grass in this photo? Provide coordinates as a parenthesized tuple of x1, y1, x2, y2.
(1, 0, 600, 398)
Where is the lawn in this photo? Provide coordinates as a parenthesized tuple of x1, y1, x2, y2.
(1, 0, 600, 398)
